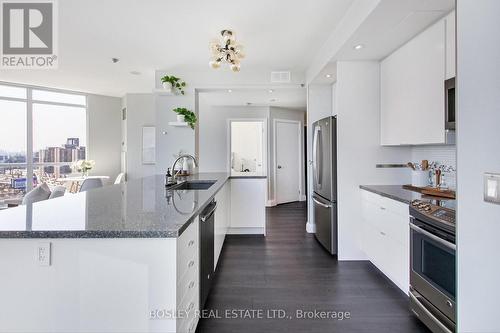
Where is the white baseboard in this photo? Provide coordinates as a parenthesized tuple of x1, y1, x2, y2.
(266, 200, 277, 207)
(227, 227, 265, 235)
(306, 221, 316, 233)
(299, 194, 307, 201)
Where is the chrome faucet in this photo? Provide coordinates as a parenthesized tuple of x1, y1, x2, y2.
(171, 154, 198, 183)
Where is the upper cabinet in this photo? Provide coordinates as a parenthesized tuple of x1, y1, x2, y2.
(445, 12, 456, 79)
(381, 13, 455, 146)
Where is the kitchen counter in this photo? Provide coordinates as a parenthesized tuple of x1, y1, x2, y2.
(359, 184, 456, 207)
(0, 172, 230, 239)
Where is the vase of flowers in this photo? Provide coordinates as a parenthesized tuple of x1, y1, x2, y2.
(73, 160, 95, 177)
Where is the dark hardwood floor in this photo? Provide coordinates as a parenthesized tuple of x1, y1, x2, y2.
(196, 201, 429, 333)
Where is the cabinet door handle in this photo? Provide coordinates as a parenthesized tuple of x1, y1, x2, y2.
(188, 281, 195, 289)
(380, 231, 386, 236)
(188, 260, 195, 268)
(380, 206, 386, 210)
(188, 240, 195, 247)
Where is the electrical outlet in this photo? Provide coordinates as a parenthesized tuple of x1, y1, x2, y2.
(37, 242, 51, 266)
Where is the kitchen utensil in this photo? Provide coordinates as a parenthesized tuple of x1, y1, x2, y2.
(407, 162, 416, 170)
(422, 160, 429, 170)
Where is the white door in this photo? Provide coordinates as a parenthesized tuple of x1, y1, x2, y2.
(275, 121, 300, 204)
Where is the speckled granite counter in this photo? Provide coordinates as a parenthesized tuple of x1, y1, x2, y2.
(359, 185, 428, 204)
(0, 173, 232, 239)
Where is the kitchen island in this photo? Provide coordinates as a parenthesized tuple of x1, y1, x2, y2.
(0, 173, 259, 333)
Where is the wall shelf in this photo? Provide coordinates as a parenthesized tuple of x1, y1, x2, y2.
(152, 89, 175, 96)
(168, 121, 189, 127)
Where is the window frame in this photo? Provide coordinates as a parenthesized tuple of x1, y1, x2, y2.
(0, 81, 88, 192)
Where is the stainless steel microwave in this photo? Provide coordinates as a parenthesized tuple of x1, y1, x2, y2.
(445, 78, 455, 130)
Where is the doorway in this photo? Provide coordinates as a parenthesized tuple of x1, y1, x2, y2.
(274, 119, 302, 204)
(229, 120, 266, 177)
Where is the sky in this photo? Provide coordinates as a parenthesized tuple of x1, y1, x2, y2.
(0, 100, 86, 154)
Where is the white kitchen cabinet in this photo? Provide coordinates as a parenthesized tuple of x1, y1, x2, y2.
(361, 190, 409, 294)
(229, 178, 266, 235)
(214, 180, 230, 269)
(445, 11, 456, 79)
(381, 19, 446, 145)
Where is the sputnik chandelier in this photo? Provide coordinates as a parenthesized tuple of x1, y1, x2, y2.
(209, 30, 245, 72)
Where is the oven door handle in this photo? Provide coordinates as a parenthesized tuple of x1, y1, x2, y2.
(409, 292, 453, 333)
(410, 223, 456, 250)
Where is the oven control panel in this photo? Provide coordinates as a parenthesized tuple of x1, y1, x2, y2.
(411, 200, 456, 226)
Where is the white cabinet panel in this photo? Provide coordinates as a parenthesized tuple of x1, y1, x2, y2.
(214, 180, 230, 269)
(445, 12, 456, 79)
(360, 189, 409, 294)
(229, 178, 266, 234)
(381, 19, 446, 145)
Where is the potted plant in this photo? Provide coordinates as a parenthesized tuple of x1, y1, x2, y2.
(173, 108, 197, 129)
(160, 75, 186, 95)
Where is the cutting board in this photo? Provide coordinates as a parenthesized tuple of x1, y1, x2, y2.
(403, 184, 456, 199)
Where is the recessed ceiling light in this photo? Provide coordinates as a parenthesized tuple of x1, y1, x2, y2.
(228, 89, 232, 93)
(268, 89, 274, 93)
(130, 71, 141, 75)
(111, 57, 119, 63)
(354, 44, 364, 50)
(325, 74, 332, 78)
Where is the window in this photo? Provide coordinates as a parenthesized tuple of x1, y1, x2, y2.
(230, 120, 266, 177)
(0, 83, 87, 204)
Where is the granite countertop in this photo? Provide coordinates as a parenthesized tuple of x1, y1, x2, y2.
(359, 185, 456, 208)
(0, 173, 232, 239)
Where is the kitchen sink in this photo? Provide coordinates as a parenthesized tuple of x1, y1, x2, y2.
(169, 180, 216, 190)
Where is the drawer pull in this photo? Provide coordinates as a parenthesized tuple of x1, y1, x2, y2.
(188, 240, 195, 247)
(188, 281, 195, 289)
(188, 260, 195, 268)
(380, 207, 386, 210)
(380, 231, 386, 236)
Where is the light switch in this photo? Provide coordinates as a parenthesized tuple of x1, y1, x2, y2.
(484, 173, 500, 205)
(37, 242, 51, 266)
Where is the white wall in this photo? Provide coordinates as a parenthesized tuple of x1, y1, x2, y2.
(87, 94, 122, 182)
(335, 61, 410, 260)
(306, 84, 333, 232)
(456, 1, 500, 331)
(155, 94, 195, 174)
(269, 107, 306, 203)
(124, 94, 155, 180)
(198, 104, 269, 173)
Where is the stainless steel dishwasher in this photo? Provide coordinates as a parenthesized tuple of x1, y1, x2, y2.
(200, 199, 216, 309)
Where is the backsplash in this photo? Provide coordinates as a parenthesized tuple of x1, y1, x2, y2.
(411, 145, 457, 189)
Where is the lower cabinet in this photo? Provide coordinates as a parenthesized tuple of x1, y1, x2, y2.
(176, 217, 200, 333)
(361, 190, 409, 294)
(214, 180, 230, 269)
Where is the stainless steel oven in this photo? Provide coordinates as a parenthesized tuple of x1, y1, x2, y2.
(409, 200, 456, 333)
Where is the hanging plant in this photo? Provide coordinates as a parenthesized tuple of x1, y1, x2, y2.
(160, 75, 186, 95)
(173, 107, 197, 129)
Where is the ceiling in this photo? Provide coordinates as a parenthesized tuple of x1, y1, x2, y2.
(0, 0, 354, 97)
(310, 0, 455, 84)
(199, 88, 306, 110)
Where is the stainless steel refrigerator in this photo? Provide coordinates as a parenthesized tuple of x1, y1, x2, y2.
(312, 116, 337, 255)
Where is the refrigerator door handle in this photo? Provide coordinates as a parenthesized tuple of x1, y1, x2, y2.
(312, 197, 332, 208)
(313, 125, 322, 187)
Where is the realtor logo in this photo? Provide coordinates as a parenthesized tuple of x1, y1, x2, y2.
(1, 0, 58, 68)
